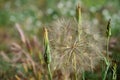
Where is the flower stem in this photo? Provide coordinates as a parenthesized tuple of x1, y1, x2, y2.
(103, 19, 111, 80)
(47, 64, 52, 80)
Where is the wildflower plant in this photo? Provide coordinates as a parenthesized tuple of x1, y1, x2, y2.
(103, 19, 112, 80)
(48, 5, 105, 77)
(43, 27, 52, 80)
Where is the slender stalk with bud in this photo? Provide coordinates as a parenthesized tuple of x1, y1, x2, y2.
(75, 4, 84, 80)
(43, 27, 52, 80)
(76, 4, 82, 41)
(103, 19, 111, 80)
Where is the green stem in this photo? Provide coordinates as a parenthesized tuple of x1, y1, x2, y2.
(73, 51, 77, 80)
(75, 71, 77, 80)
(78, 23, 82, 41)
(102, 19, 111, 80)
(103, 63, 110, 80)
(106, 36, 110, 58)
(47, 64, 52, 80)
(82, 70, 85, 80)
(103, 34, 111, 80)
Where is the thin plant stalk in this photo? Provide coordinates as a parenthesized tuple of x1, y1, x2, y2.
(73, 52, 77, 80)
(112, 63, 117, 80)
(82, 70, 85, 80)
(103, 19, 111, 80)
(43, 27, 52, 80)
(47, 64, 52, 80)
(73, 4, 82, 80)
(75, 72, 77, 80)
(103, 62, 110, 80)
(76, 4, 82, 41)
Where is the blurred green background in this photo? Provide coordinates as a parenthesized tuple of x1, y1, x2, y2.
(0, 0, 120, 34)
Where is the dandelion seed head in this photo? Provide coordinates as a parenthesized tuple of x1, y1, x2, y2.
(48, 18, 105, 73)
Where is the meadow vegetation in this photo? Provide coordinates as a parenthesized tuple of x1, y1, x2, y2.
(0, 0, 120, 80)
